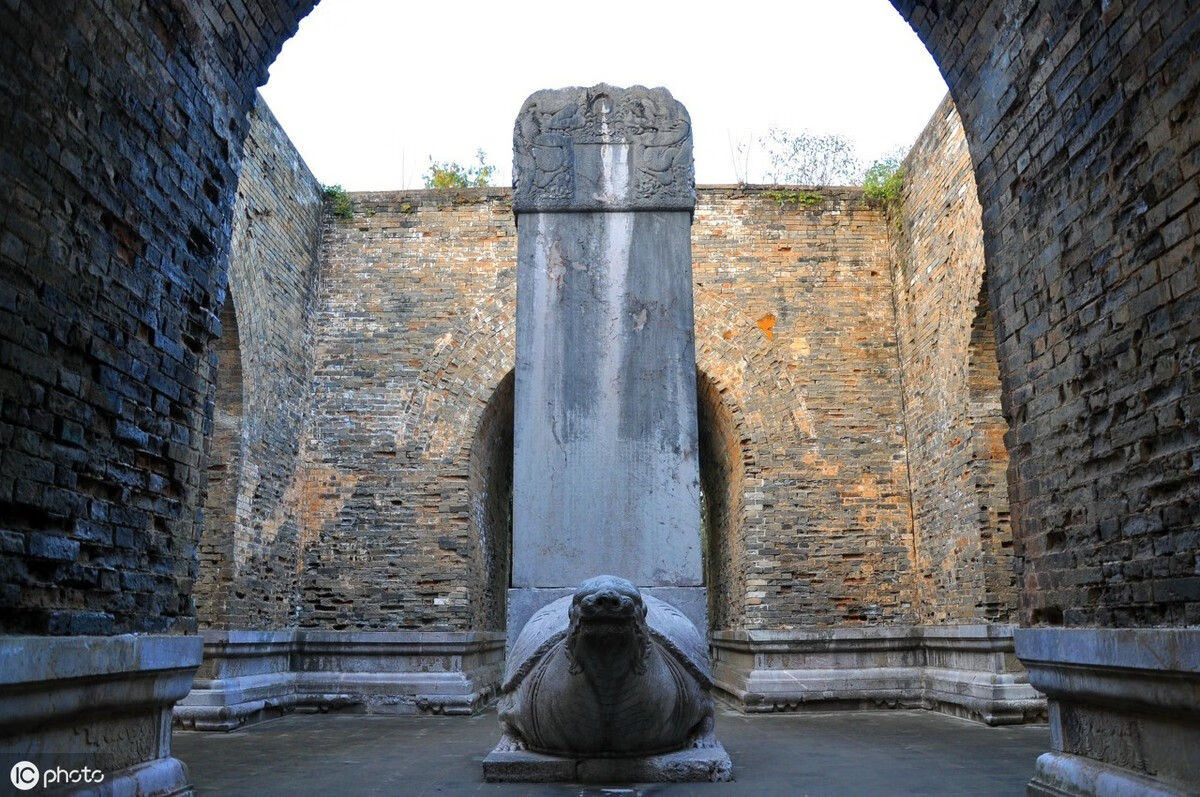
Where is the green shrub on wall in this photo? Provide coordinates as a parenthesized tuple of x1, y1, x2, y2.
(863, 157, 905, 210)
(424, 149, 495, 189)
(321, 184, 354, 219)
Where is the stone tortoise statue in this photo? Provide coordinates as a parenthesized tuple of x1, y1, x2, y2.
(496, 575, 717, 757)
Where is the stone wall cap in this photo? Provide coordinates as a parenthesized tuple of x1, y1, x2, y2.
(0, 634, 203, 684)
(200, 629, 297, 644)
(1014, 627, 1200, 673)
(712, 627, 922, 643)
(295, 630, 505, 644)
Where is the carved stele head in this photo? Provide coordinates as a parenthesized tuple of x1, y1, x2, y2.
(512, 84, 696, 215)
(565, 575, 652, 675)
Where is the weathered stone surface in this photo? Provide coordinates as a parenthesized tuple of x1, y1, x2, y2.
(0, 635, 202, 795)
(513, 84, 695, 213)
(497, 577, 715, 758)
(712, 625, 1045, 725)
(175, 629, 505, 731)
(512, 85, 702, 602)
(513, 210, 702, 588)
(1016, 628, 1200, 796)
(483, 743, 733, 783)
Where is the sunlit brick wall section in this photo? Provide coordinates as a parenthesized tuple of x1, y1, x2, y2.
(889, 96, 1017, 624)
(297, 189, 518, 630)
(194, 96, 324, 630)
(290, 184, 915, 630)
(692, 188, 916, 628)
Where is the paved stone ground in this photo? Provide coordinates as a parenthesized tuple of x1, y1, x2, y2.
(174, 707, 1049, 796)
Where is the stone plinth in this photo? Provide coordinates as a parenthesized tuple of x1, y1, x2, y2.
(174, 630, 505, 731)
(511, 85, 703, 626)
(712, 625, 1045, 725)
(483, 744, 733, 783)
(0, 634, 203, 796)
(1016, 627, 1200, 796)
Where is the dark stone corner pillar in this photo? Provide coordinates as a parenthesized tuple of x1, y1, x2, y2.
(0, 634, 203, 796)
(1016, 627, 1200, 796)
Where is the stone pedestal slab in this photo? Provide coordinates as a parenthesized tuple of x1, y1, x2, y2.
(483, 743, 733, 783)
(712, 625, 1045, 725)
(0, 634, 203, 796)
(174, 630, 504, 731)
(1015, 627, 1200, 796)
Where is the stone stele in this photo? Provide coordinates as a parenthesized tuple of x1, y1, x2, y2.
(510, 83, 705, 629)
(483, 576, 732, 783)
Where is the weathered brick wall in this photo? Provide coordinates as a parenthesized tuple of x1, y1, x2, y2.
(293, 185, 915, 631)
(194, 96, 324, 630)
(0, 0, 313, 635)
(890, 96, 1017, 624)
(298, 189, 518, 631)
(693, 188, 916, 628)
(897, 0, 1200, 628)
(4, 0, 1195, 640)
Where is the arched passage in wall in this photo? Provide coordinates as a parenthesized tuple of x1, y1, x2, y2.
(696, 367, 746, 633)
(196, 294, 246, 628)
(468, 369, 515, 632)
(0, 0, 1194, 694)
(966, 279, 1015, 620)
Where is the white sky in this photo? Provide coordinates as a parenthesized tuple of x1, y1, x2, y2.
(261, 0, 948, 191)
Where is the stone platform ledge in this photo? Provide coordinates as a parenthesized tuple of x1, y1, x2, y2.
(483, 743, 732, 783)
(0, 634, 203, 797)
(1016, 627, 1200, 796)
(175, 629, 505, 731)
(711, 625, 1045, 725)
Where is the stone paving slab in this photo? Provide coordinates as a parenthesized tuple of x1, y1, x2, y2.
(173, 707, 1049, 796)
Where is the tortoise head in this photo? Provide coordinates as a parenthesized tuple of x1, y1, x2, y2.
(566, 575, 651, 676)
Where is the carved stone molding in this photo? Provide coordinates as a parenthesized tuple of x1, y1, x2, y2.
(711, 624, 1046, 725)
(512, 84, 696, 214)
(175, 629, 505, 731)
(0, 634, 203, 796)
(1015, 627, 1200, 796)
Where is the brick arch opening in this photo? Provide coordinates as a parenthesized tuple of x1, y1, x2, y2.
(468, 369, 515, 632)
(0, 0, 1195, 704)
(195, 293, 246, 628)
(966, 278, 1015, 620)
(696, 367, 747, 632)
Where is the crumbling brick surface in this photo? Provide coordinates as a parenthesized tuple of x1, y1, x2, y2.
(195, 98, 324, 630)
(275, 186, 914, 631)
(898, 0, 1200, 627)
(0, 1, 314, 634)
(890, 97, 1017, 624)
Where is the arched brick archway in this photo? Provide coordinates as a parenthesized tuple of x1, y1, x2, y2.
(195, 292, 244, 628)
(1, 2, 1197, 793)
(2, 0, 1192, 650)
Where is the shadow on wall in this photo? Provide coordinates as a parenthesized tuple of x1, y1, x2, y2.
(470, 369, 514, 632)
(697, 367, 745, 633)
(196, 294, 245, 628)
